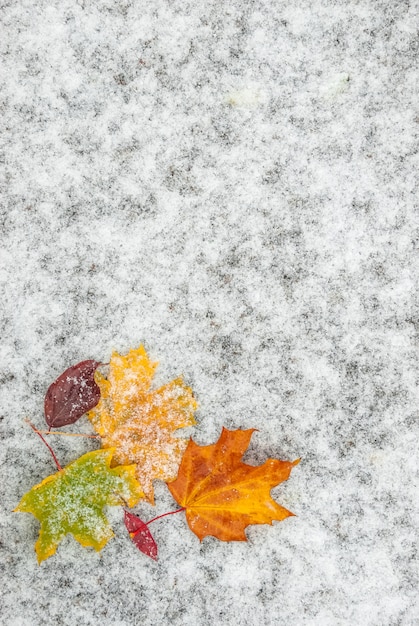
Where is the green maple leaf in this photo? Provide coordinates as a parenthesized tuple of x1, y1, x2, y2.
(15, 448, 144, 563)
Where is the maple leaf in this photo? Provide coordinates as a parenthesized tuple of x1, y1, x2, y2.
(87, 345, 197, 503)
(167, 428, 299, 542)
(15, 449, 143, 563)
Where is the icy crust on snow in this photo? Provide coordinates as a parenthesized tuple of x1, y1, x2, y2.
(1, 0, 418, 624)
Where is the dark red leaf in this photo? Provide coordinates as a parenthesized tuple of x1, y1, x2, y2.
(124, 511, 158, 561)
(44, 360, 101, 428)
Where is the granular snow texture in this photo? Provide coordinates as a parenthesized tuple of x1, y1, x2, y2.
(1, 1, 418, 625)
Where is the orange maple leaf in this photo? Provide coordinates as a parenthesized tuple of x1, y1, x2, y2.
(167, 428, 299, 541)
(87, 345, 197, 503)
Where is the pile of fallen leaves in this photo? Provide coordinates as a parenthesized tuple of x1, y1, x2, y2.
(16, 345, 299, 563)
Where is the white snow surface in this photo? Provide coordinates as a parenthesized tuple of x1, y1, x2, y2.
(1, 0, 418, 624)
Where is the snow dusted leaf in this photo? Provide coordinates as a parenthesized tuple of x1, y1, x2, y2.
(168, 428, 299, 542)
(87, 345, 197, 503)
(44, 360, 101, 428)
(124, 510, 158, 561)
(15, 449, 144, 563)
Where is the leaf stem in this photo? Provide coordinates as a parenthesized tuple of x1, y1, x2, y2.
(33, 430, 100, 439)
(146, 508, 186, 526)
(26, 420, 62, 471)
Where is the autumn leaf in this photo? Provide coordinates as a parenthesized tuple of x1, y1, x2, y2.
(44, 360, 101, 428)
(87, 345, 197, 503)
(15, 449, 143, 563)
(124, 510, 158, 561)
(167, 428, 299, 542)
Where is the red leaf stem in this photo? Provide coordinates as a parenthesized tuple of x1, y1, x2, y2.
(26, 420, 62, 471)
(146, 507, 186, 526)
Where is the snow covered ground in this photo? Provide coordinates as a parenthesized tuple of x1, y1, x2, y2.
(1, 1, 418, 624)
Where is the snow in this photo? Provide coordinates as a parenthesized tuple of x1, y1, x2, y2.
(1, 0, 418, 624)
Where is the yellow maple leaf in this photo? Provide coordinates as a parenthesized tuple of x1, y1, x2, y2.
(88, 345, 197, 503)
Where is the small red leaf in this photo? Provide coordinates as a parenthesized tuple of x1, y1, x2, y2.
(44, 360, 101, 428)
(124, 511, 158, 561)
(131, 527, 158, 561)
(124, 510, 145, 533)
